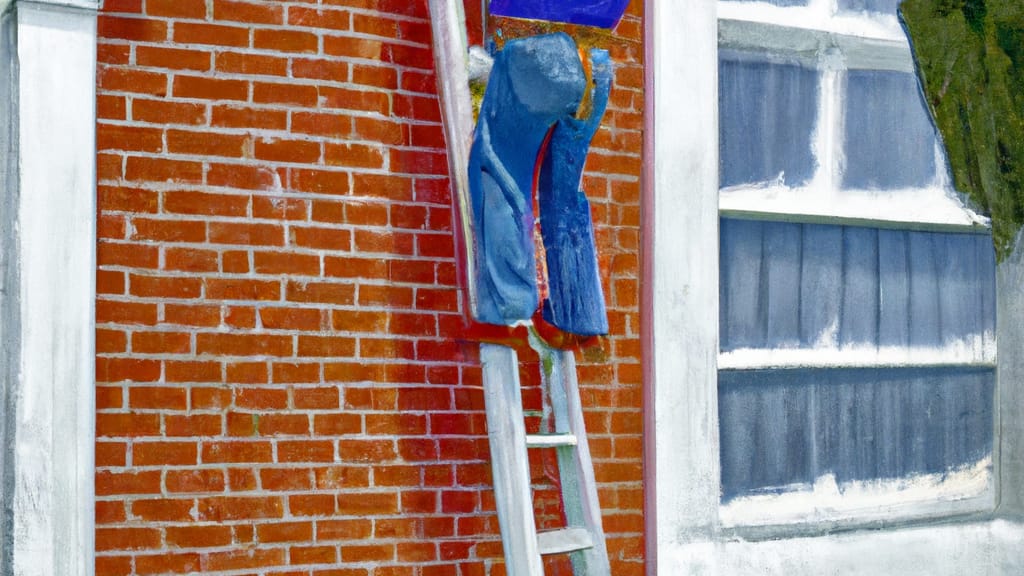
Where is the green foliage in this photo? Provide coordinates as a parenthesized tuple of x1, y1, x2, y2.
(902, 0, 1024, 259)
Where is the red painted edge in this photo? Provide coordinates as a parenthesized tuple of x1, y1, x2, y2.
(640, 0, 658, 575)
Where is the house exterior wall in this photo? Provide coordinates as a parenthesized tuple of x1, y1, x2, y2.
(92, 1, 645, 574)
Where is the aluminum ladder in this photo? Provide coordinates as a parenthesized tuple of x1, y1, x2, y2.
(479, 332, 610, 576)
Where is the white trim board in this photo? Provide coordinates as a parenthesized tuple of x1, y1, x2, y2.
(2, 2, 98, 574)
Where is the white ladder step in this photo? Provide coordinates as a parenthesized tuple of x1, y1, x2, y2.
(525, 433, 578, 448)
(537, 527, 593, 556)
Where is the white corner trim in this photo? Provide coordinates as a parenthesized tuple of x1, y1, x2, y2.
(650, 0, 721, 545)
(6, 2, 98, 575)
(14, 0, 102, 12)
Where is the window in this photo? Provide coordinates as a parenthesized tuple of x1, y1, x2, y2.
(648, 1, 1024, 572)
(715, 0, 998, 527)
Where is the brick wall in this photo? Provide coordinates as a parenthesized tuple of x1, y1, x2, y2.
(94, 1, 645, 574)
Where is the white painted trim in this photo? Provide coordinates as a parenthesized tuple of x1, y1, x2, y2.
(718, 0, 906, 42)
(5, 2, 98, 575)
(660, 520, 1024, 575)
(649, 0, 721, 545)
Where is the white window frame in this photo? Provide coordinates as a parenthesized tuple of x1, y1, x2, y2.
(645, 1, 1024, 573)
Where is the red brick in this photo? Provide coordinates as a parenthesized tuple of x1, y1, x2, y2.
(255, 138, 321, 163)
(253, 81, 318, 106)
(292, 545, 338, 565)
(289, 493, 336, 517)
(164, 304, 220, 327)
(131, 498, 196, 521)
(211, 105, 288, 130)
(325, 142, 385, 169)
(96, 268, 125, 295)
(98, 16, 167, 42)
(253, 251, 320, 275)
(209, 222, 284, 246)
(213, 0, 283, 25)
(136, 46, 211, 73)
(202, 441, 273, 463)
(95, 527, 162, 552)
(271, 362, 321, 383)
(165, 525, 232, 548)
(96, 442, 128, 467)
(147, 0, 207, 18)
(252, 196, 308, 220)
(165, 414, 223, 437)
(253, 28, 317, 53)
(167, 129, 248, 158)
(286, 281, 355, 306)
(133, 98, 207, 125)
(165, 360, 222, 383)
(95, 470, 161, 495)
(337, 491, 397, 512)
(129, 385, 188, 408)
(320, 86, 389, 115)
(196, 333, 293, 356)
(173, 75, 249, 101)
(97, 124, 163, 153)
(96, 357, 161, 383)
(292, 112, 353, 139)
(257, 413, 310, 435)
(125, 157, 203, 183)
(341, 543, 395, 563)
(297, 335, 356, 357)
(226, 362, 269, 383)
(132, 218, 206, 243)
(312, 413, 362, 435)
(293, 387, 340, 410)
(96, 299, 158, 326)
(203, 548, 286, 571)
(164, 247, 219, 272)
(317, 519, 372, 541)
(352, 63, 398, 89)
(257, 521, 313, 544)
(293, 57, 350, 81)
(99, 66, 168, 96)
(216, 51, 289, 76)
(260, 467, 312, 491)
(173, 22, 249, 47)
(130, 274, 203, 298)
(289, 167, 350, 195)
(278, 440, 334, 462)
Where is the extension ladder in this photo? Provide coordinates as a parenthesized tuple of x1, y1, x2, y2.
(425, 1, 611, 572)
(479, 332, 611, 576)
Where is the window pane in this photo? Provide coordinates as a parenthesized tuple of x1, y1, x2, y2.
(843, 70, 938, 189)
(720, 218, 996, 352)
(719, 366, 994, 500)
(839, 0, 900, 15)
(720, 51, 819, 188)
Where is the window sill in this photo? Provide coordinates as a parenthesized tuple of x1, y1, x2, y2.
(718, 459, 994, 538)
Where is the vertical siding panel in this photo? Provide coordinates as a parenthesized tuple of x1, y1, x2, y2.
(878, 229, 910, 348)
(938, 233, 978, 347)
(720, 219, 765, 350)
(908, 232, 941, 348)
(799, 224, 843, 347)
(839, 226, 879, 347)
(763, 221, 802, 347)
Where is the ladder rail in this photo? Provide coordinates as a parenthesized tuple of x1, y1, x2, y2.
(533, 334, 612, 576)
(480, 343, 545, 576)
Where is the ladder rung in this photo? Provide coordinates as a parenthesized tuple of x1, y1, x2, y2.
(537, 527, 594, 556)
(525, 433, 577, 448)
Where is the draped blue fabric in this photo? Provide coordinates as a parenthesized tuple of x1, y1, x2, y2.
(489, 0, 630, 29)
(468, 33, 610, 336)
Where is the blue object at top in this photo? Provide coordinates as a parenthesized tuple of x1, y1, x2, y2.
(490, 0, 630, 29)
